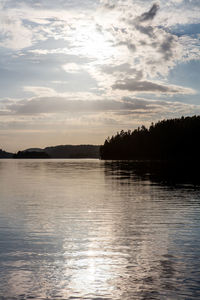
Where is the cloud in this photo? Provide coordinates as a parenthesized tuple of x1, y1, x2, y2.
(100, 0, 116, 10)
(1, 97, 154, 115)
(101, 63, 143, 80)
(159, 35, 175, 61)
(138, 3, 160, 22)
(96, 23, 103, 33)
(0, 15, 33, 50)
(116, 40, 136, 52)
(135, 24, 155, 37)
(23, 86, 58, 97)
(62, 63, 82, 74)
(98, 2, 185, 79)
(179, 35, 200, 61)
(0, 94, 198, 119)
(112, 79, 195, 94)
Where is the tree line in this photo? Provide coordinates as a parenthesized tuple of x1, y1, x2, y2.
(100, 115, 200, 160)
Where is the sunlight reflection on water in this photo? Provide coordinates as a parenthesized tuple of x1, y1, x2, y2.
(0, 159, 200, 299)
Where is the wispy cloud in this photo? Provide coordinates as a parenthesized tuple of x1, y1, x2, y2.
(112, 79, 195, 94)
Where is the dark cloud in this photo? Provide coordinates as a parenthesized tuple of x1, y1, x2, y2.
(128, 4, 159, 37)
(109, 25, 136, 52)
(103, 3, 115, 9)
(112, 79, 191, 94)
(138, 3, 160, 22)
(159, 35, 175, 61)
(102, 1, 116, 10)
(112, 26, 128, 34)
(135, 24, 155, 37)
(116, 40, 136, 52)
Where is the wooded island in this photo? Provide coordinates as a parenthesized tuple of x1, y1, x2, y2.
(100, 116, 200, 160)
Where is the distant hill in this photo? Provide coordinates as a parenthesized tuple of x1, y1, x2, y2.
(0, 149, 13, 158)
(100, 115, 200, 160)
(13, 151, 50, 159)
(25, 145, 100, 158)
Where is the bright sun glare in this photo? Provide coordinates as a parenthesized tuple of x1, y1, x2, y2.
(74, 26, 118, 61)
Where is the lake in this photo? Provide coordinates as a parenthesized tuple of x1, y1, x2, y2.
(0, 159, 200, 299)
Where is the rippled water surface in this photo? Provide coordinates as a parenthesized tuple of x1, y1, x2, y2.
(0, 159, 200, 299)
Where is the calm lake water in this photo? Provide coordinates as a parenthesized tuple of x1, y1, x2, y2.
(0, 159, 200, 299)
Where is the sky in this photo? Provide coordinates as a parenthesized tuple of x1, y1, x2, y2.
(0, 0, 200, 152)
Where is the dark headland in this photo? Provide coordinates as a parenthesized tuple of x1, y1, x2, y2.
(100, 115, 200, 161)
(100, 115, 200, 185)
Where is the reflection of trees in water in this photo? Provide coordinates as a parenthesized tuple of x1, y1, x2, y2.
(104, 160, 200, 186)
(103, 160, 200, 299)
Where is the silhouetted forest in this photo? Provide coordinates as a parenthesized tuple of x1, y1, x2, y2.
(100, 116, 200, 160)
(13, 151, 50, 159)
